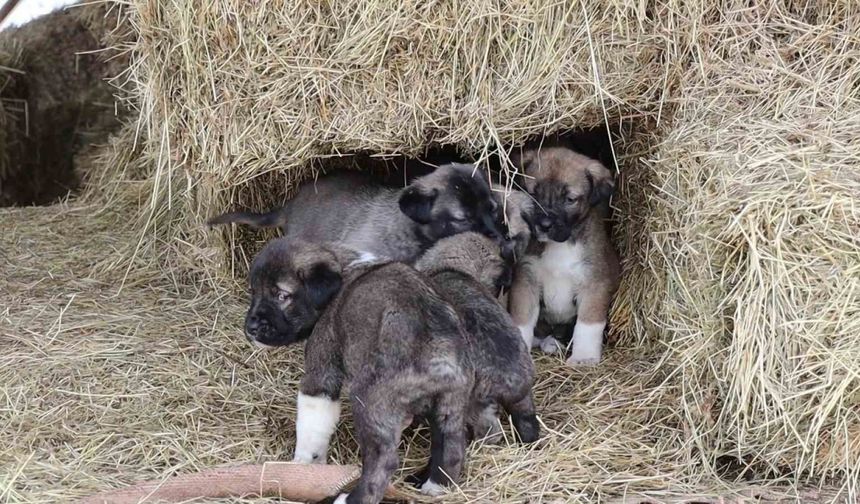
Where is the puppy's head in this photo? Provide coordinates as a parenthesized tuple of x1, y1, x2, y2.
(512, 147, 614, 243)
(244, 238, 343, 348)
(398, 163, 506, 247)
(415, 232, 512, 294)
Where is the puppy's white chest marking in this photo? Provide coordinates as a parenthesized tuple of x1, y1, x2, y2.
(348, 250, 379, 267)
(535, 241, 587, 323)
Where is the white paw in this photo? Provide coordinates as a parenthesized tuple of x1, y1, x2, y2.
(538, 336, 562, 354)
(566, 321, 604, 367)
(565, 354, 601, 367)
(333, 493, 349, 504)
(420, 479, 447, 496)
(517, 325, 535, 349)
(293, 393, 340, 465)
(291, 451, 325, 464)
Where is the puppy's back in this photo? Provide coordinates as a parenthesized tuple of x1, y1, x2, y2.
(330, 263, 468, 381)
(427, 270, 533, 399)
(283, 173, 397, 244)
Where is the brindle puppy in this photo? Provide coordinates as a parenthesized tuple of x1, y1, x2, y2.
(208, 163, 506, 263)
(242, 238, 470, 504)
(508, 147, 621, 366)
(414, 232, 539, 449)
(242, 236, 539, 504)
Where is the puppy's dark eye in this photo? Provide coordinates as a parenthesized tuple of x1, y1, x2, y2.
(277, 290, 292, 303)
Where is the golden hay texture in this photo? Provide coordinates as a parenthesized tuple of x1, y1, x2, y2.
(610, 3, 860, 492)
(1, 0, 858, 502)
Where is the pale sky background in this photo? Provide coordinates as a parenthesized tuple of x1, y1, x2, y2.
(1, 0, 79, 31)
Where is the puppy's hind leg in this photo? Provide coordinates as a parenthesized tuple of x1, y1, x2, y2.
(417, 390, 469, 496)
(502, 392, 540, 444)
(509, 261, 541, 349)
(342, 386, 407, 504)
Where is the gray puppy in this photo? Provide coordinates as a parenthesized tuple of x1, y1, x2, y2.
(242, 236, 538, 504)
(209, 163, 507, 263)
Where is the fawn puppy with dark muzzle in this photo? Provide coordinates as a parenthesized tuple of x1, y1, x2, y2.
(242, 236, 538, 504)
(508, 146, 621, 366)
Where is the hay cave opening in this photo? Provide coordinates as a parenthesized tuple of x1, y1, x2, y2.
(223, 121, 636, 284)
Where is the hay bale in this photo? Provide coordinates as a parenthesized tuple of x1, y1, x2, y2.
(125, 0, 666, 279)
(0, 2, 128, 206)
(611, 0, 860, 486)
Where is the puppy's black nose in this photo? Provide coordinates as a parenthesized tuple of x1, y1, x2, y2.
(537, 217, 552, 232)
(245, 314, 261, 333)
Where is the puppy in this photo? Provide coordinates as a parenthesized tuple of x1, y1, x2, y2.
(242, 236, 539, 504)
(209, 163, 506, 263)
(414, 232, 539, 445)
(508, 147, 621, 366)
(242, 238, 473, 504)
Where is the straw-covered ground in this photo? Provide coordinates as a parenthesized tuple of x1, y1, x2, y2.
(1, 0, 858, 502)
(3, 204, 842, 504)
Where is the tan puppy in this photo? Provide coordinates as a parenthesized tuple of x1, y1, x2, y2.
(508, 147, 620, 366)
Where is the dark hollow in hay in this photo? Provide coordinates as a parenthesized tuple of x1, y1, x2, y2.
(0, 5, 125, 207)
(218, 124, 629, 275)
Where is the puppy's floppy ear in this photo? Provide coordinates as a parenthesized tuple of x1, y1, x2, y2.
(299, 260, 342, 309)
(586, 161, 615, 206)
(399, 187, 439, 224)
(508, 148, 536, 170)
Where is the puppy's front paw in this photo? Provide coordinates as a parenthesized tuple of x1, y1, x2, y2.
(567, 321, 604, 366)
(537, 336, 562, 354)
(420, 479, 448, 496)
(332, 493, 349, 504)
(565, 353, 601, 367)
(291, 450, 325, 464)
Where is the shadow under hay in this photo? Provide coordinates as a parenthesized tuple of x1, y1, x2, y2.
(213, 123, 630, 282)
(0, 4, 127, 207)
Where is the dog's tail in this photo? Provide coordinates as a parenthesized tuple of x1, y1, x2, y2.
(206, 207, 288, 230)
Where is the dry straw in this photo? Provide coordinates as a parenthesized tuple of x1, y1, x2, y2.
(1, 0, 857, 502)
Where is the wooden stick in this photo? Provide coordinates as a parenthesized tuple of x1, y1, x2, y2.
(74, 462, 413, 504)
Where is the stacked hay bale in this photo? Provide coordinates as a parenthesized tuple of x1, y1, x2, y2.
(126, 0, 665, 278)
(0, 2, 128, 206)
(104, 0, 858, 497)
(616, 1, 860, 487)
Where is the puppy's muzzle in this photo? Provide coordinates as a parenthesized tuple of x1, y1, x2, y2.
(536, 216, 553, 234)
(244, 313, 270, 341)
(535, 214, 572, 242)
